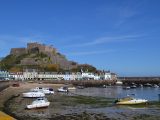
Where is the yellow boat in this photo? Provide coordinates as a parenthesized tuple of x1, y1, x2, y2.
(115, 97, 148, 105)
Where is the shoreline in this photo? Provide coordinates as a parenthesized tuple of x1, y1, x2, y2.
(1, 82, 160, 120)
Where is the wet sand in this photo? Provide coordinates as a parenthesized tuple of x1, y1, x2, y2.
(1, 82, 160, 120)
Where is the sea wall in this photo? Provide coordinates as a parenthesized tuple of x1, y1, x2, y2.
(118, 77, 160, 85)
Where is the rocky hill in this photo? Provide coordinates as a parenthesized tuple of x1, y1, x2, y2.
(0, 42, 97, 72)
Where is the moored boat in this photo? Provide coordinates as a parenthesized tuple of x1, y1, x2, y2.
(130, 85, 137, 88)
(139, 84, 143, 87)
(144, 83, 152, 87)
(31, 87, 54, 94)
(68, 87, 76, 90)
(153, 84, 159, 88)
(115, 96, 148, 105)
(23, 91, 45, 98)
(116, 81, 123, 85)
(77, 85, 84, 89)
(123, 86, 131, 89)
(57, 86, 68, 92)
(27, 97, 50, 109)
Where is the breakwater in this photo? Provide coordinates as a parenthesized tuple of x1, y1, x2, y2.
(118, 77, 160, 85)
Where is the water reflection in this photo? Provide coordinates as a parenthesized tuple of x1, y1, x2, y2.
(73, 86, 160, 101)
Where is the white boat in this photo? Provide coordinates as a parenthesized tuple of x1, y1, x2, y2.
(57, 86, 68, 92)
(23, 91, 45, 98)
(123, 86, 131, 89)
(27, 97, 50, 109)
(139, 84, 143, 87)
(145, 83, 152, 87)
(31, 87, 54, 94)
(68, 87, 76, 90)
(153, 84, 159, 88)
(116, 81, 123, 85)
(115, 96, 148, 105)
(130, 85, 137, 88)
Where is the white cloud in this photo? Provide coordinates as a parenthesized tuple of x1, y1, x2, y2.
(64, 34, 143, 48)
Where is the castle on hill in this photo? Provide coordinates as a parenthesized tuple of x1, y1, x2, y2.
(10, 42, 57, 56)
(10, 42, 77, 70)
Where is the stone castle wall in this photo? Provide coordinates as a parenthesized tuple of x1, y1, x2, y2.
(27, 42, 56, 54)
(10, 48, 27, 56)
(10, 42, 57, 55)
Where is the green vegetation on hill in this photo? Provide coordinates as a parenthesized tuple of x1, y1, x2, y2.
(0, 52, 98, 73)
(0, 54, 28, 70)
(71, 64, 97, 72)
(0, 52, 50, 71)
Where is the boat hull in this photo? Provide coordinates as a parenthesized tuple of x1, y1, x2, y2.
(116, 99, 148, 105)
(31, 87, 54, 94)
(23, 92, 45, 98)
(57, 89, 68, 92)
(27, 102, 50, 109)
(68, 87, 76, 90)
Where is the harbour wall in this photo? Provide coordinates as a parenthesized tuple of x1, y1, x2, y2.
(118, 77, 160, 85)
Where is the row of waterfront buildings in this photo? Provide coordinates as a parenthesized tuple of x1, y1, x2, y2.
(0, 69, 117, 81)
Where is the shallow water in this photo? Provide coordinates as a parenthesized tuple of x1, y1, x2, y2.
(72, 86, 160, 101)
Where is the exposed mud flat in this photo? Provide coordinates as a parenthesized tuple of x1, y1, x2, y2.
(4, 92, 115, 120)
(1, 82, 160, 120)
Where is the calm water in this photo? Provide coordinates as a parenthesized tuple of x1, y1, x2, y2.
(72, 86, 160, 101)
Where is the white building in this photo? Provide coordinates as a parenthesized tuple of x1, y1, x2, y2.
(104, 72, 112, 80)
(82, 72, 95, 80)
(94, 74, 101, 80)
(63, 72, 82, 80)
(0, 71, 9, 80)
(23, 69, 38, 80)
(9, 72, 24, 80)
(38, 72, 59, 80)
(8, 69, 117, 81)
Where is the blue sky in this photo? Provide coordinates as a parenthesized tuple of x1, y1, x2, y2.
(0, 0, 160, 76)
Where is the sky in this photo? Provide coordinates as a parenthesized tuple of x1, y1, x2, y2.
(0, 0, 160, 76)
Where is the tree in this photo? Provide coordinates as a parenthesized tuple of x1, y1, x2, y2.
(9, 66, 22, 72)
(45, 64, 59, 71)
(71, 64, 97, 72)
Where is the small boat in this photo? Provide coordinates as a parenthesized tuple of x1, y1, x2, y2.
(116, 81, 123, 85)
(23, 91, 45, 98)
(26, 97, 50, 109)
(139, 84, 143, 87)
(31, 87, 54, 94)
(115, 96, 148, 105)
(123, 86, 131, 89)
(77, 85, 84, 89)
(144, 83, 152, 87)
(153, 84, 159, 88)
(68, 87, 76, 90)
(57, 86, 68, 92)
(130, 85, 137, 88)
(102, 85, 106, 88)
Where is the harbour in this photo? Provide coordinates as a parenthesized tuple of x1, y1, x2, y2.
(0, 81, 160, 120)
(0, 0, 160, 119)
